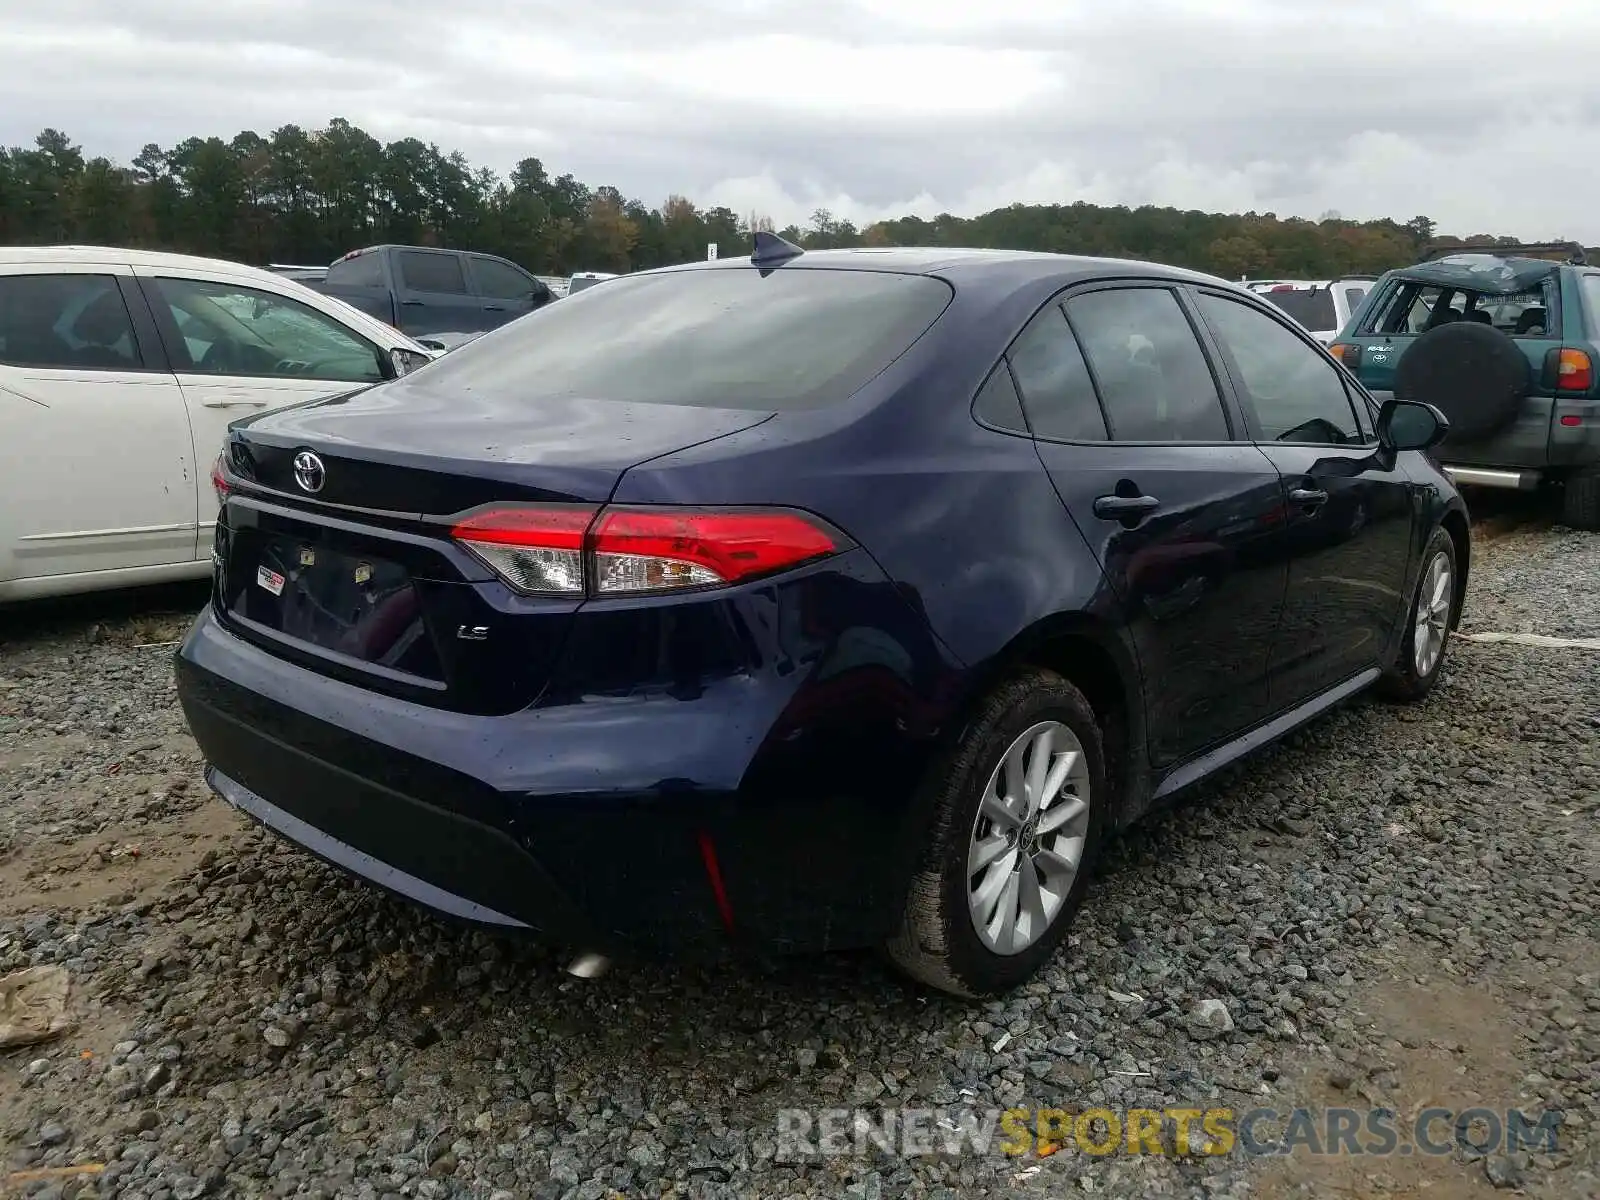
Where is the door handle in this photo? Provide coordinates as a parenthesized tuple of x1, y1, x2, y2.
(484, 305, 506, 311)
(201, 399, 269, 409)
(1289, 487, 1329, 507)
(400, 299, 424, 306)
(1092, 493, 1161, 520)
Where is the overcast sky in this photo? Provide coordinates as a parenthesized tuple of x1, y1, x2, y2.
(3, 0, 1598, 240)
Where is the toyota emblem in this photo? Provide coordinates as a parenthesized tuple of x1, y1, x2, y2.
(292, 450, 326, 494)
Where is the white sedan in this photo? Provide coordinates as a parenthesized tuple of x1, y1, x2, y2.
(0, 246, 438, 602)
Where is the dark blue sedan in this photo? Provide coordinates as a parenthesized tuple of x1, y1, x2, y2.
(177, 237, 1469, 997)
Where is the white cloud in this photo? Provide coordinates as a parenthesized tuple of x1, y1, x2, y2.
(3, 0, 1600, 240)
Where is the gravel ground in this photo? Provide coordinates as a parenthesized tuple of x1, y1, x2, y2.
(0, 504, 1595, 1200)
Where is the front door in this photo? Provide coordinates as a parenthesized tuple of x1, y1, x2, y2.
(466, 254, 543, 330)
(393, 249, 489, 337)
(0, 269, 195, 587)
(133, 271, 391, 560)
(1006, 283, 1289, 770)
(1192, 288, 1415, 709)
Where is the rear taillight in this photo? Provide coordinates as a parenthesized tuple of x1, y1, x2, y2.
(1556, 348, 1594, 392)
(1328, 342, 1362, 368)
(211, 454, 230, 506)
(451, 506, 594, 595)
(449, 505, 843, 597)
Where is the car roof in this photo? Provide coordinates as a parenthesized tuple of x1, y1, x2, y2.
(0, 244, 306, 290)
(654, 246, 1235, 290)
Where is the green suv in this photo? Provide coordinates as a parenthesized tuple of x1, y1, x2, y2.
(1331, 243, 1600, 529)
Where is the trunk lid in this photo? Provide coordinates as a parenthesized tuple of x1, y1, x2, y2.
(214, 381, 774, 713)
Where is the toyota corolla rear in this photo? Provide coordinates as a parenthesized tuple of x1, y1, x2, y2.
(175, 260, 960, 960)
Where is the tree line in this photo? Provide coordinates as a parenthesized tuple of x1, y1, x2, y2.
(0, 120, 1558, 280)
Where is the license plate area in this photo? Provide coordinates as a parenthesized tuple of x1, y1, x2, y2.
(226, 531, 443, 680)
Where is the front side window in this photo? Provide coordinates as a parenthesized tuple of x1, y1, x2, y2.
(1064, 287, 1230, 441)
(472, 257, 536, 301)
(1197, 293, 1364, 446)
(155, 278, 384, 382)
(0, 274, 140, 370)
(399, 251, 468, 295)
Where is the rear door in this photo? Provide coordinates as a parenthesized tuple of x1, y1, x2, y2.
(1010, 282, 1288, 770)
(1192, 287, 1414, 709)
(133, 270, 391, 559)
(0, 267, 195, 584)
(465, 255, 545, 329)
(392, 249, 488, 336)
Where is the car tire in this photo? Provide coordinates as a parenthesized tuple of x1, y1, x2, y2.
(1378, 526, 1459, 703)
(885, 669, 1106, 998)
(1561, 467, 1600, 531)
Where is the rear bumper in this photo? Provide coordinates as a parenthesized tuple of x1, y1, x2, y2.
(176, 569, 957, 958)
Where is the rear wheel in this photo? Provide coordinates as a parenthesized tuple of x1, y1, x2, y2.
(886, 670, 1105, 998)
(1378, 526, 1458, 702)
(1561, 466, 1600, 531)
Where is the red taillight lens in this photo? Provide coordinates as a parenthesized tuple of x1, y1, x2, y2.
(211, 454, 230, 506)
(448, 505, 842, 596)
(451, 506, 596, 595)
(590, 508, 839, 594)
(1557, 348, 1593, 392)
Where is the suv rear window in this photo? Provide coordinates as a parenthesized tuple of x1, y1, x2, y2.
(1363, 280, 1555, 338)
(1258, 287, 1336, 331)
(413, 267, 954, 410)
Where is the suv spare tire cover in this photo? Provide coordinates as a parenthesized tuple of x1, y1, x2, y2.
(1393, 321, 1530, 441)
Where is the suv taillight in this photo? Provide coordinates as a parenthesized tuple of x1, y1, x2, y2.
(1556, 348, 1594, 393)
(1328, 342, 1362, 369)
(450, 505, 845, 597)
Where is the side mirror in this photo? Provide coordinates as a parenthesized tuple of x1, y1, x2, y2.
(390, 348, 431, 377)
(1377, 398, 1449, 452)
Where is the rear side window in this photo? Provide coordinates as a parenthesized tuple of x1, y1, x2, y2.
(471, 257, 535, 301)
(1259, 287, 1337, 331)
(1584, 276, 1600, 338)
(1006, 305, 1107, 441)
(0, 274, 141, 370)
(329, 251, 384, 288)
(412, 268, 953, 410)
(399, 252, 468, 295)
(1065, 288, 1230, 441)
(973, 363, 1028, 433)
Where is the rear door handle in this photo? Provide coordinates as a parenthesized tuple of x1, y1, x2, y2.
(1092, 493, 1161, 520)
(400, 299, 424, 307)
(483, 305, 506, 311)
(201, 398, 268, 409)
(1289, 487, 1329, 507)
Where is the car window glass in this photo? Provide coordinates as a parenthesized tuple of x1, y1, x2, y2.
(1197, 293, 1364, 446)
(399, 252, 468, 294)
(0, 274, 141, 370)
(155, 278, 383, 382)
(972, 361, 1029, 434)
(329, 251, 383, 288)
(1258, 286, 1336, 331)
(1064, 288, 1229, 441)
(472, 257, 535, 301)
(1006, 304, 1108, 440)
(409, 267, 952, 410)
(1585, 276, 1600, 338)
(1342, 286, 1367, 312)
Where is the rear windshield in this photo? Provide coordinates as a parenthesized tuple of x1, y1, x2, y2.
(409, 267, 954, 410)
(1258, 288, 1336, 331)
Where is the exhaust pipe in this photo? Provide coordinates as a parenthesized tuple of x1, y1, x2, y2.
(565, 952, 610, 979)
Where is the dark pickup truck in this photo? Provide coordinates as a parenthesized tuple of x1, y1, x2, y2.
(310, 245, 555, 342)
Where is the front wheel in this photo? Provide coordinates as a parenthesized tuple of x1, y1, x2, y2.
(1378, 526, 1458, 702)
(885, 669, 1106, 998)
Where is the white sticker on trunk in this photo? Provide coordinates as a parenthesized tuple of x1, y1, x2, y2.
(256, 565, 285, 596)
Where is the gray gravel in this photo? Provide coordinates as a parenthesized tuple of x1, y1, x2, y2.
(0, 514, 1595, 1199)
